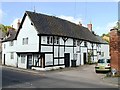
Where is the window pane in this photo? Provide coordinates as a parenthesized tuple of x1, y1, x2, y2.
(47, 36, 49, 44)
(57, 37, 59, 44)
(21, 55, 25, 63)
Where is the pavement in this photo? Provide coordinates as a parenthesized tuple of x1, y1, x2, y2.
(1, 64, 119, 88)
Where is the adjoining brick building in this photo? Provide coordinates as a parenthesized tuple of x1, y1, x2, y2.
(110, 28, 120, 74)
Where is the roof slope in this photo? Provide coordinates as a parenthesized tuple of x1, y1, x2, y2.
(2, 29, 16, 42)
(25, 11, 99, 43)
(95, 35, 108, 44)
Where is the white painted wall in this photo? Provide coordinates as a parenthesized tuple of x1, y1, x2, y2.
(100, 44, 110, 59)
(16, 16, 39, 52)
(2, 40, 17, 67)
(18, 54, 27, 69)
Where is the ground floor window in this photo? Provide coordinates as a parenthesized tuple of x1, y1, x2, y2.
(21, 55, 26, 64)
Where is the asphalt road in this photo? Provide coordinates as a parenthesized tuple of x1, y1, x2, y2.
(1, 65, 119, 89)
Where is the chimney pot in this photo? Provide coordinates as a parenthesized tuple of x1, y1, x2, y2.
(17, 19, 21, 30)
(78, 21, 82, 26)
(87, 23, 92, 31)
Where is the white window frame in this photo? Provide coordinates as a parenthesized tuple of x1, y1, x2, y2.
(22, 37, 28, 45)
(21, 55, 26, 64)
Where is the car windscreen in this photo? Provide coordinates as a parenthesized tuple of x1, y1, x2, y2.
(107, 59, 110, 63)
(98, 59, 105, 63)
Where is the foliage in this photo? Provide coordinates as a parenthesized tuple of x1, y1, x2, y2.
(0, 24, 15, 35)
(87, 52, 92, 64)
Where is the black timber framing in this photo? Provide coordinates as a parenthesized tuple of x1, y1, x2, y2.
(41, 44, 75, 47)
(53, 36, 54, 66)
(58, 37, 60, 65)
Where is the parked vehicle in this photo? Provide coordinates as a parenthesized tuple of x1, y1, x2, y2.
(95, 58, 111, 73)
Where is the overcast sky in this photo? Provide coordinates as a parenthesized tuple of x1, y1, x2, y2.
(0, 1, 118, 35)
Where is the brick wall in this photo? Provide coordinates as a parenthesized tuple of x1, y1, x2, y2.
(110, 29, 120, 73)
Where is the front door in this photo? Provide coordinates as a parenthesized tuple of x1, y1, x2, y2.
(83, 53, 87, 64)
(40, 53, 45, 68)
(64, 53, 70, 67)
(4, 54, 5, 65)
(27, 55, 32, 69)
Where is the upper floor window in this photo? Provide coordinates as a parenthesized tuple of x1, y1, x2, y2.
(84, 41, 87, 47)
(9, 41, 14, 46)
(47, 36, 49, 44)
(47, 36, 59, 44)
(73, 39, 76, 46)
(22, 37, 28, 45)
(47, 36, 52, 44)
(56, 37, 59, 44)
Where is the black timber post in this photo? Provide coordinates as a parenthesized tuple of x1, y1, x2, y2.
(91, 43, 94, 62)
(53, 36, 54, 66)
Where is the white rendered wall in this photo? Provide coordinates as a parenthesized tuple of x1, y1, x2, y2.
(16, 16, 39, 52)
(2, 41, 17, 67)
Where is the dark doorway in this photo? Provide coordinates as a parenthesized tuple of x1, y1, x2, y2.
(27, 55, 32, 69)
(64, 53, 70, 67)
(40, 53, 45, 68)
(83, 53, 87, 64)
(4, 54, 5, 65)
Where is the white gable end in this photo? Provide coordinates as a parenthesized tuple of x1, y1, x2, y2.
(16, 15, 39, 52)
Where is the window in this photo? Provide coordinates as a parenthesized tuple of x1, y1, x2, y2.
(43, 37, 46, 42)
(22, 37, 28, 45)
(54, 36, 59, 44)
(102, 52, 104, 57)
(47, 36, 53, 44)
(47, 36, 50, 44)
(54, 37, 56, 43)
(56, 37, 59, 44)
(10, 52, 14, 59)
(73, 39, 76, 46)
(9, 41, 14, 46)
(50, 37, 53, 44)
(21, 55, 26, 63)
(84, 41, 87, 47)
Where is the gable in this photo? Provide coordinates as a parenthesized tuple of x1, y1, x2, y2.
(17, 15, 39, 45)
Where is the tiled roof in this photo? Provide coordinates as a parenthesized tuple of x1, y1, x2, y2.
(2, 29, 16, 42)
(95, 35, 108, 44)
(25, 11, 99, 43)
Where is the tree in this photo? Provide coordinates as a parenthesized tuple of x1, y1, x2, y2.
(0, 24, 15, 35)
(113, 21, 120, 31)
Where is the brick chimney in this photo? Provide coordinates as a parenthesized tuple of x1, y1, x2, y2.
(87, 23, 92, 31)
(110, 28, 120, 74)
(17, 19, 21, 30)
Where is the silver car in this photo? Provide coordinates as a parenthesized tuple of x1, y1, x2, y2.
(95, 58, 111, 73)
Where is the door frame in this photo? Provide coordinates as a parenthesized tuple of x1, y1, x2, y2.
(64, 53, 70, 67)
(83, 53, 87, 64)
(27, 54, 33, 69)
(3, 54, 5, 65)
